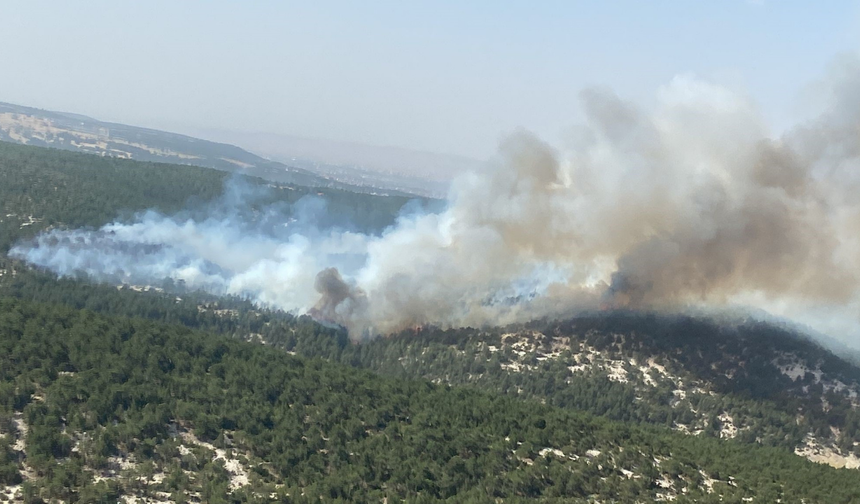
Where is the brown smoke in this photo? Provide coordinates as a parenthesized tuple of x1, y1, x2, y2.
(21, 57, 860, 343)
(316, 59, 860, 340)
(309, 267, 367, 328)
(606, 138, 855, 308)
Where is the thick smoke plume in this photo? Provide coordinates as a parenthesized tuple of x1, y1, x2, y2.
(11, 58, 860, 341)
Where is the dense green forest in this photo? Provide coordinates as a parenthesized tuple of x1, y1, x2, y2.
(5, 265, 859, 460)
(4, 297, 860, 502)
(4, 140, 860, 501)
(355, 317, 860, 453)
(0, 140, 416, 252)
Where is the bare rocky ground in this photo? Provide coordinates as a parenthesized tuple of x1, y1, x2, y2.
(393, 327, 860, 470)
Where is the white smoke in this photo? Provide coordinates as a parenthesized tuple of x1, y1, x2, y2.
(11, 58, 860, 342)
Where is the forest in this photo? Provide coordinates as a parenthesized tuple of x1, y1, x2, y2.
(3, 141, 860, 502)
(4, 297, 860, 502)
(6, 264, 860, 461)
(0, 141, 415, 253)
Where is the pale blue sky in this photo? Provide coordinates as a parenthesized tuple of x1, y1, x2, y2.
(1, 1, 859, 159)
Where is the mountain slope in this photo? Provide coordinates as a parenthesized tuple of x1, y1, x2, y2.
(5, 137, 860, 501)
(0, 102, 414, 196)
(323, 315, 860, 469)
(4, 139, 860, 474)
(3, 297, 860, 503)
(14, 263, 859, 473)
(5, 261, 860, 475)
(0, 141, 414, 252)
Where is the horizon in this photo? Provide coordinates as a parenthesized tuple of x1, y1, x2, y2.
(2, 1, 859, 164)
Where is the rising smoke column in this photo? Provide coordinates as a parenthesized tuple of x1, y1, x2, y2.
(10, 57, 860, 341)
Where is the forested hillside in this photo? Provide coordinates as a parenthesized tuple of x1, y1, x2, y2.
(351, 318, 860, 466)
(4, 140, 860, 502)
(0, 141, 415, 252)
(6, 265, 860, 472)
(4, 298, 860, 503)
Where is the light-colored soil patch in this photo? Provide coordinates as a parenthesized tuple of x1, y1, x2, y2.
(796, 435, 860, 469)
(179, 431, 251, 490)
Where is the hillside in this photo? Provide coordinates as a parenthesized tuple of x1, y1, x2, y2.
(7, 264, 860, 474)
(0, 103, 416, 197)
(347, 316, 860, 468)
(4, 297, 860, 503)
(4, 140, 860, 501)
(192, 128, 475, 197)
(0, 141, 415, 252)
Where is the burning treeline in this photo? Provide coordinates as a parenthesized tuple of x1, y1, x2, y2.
(12, 59, 860, 341)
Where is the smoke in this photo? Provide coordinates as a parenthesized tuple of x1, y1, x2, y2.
(310, 267, 368, 325)
(10, 58, 860, 342)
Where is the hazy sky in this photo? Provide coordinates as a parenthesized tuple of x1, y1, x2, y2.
(2, 1, 859, 159)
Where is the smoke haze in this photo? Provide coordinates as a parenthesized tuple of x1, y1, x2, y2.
(11, 60, 860, 342)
